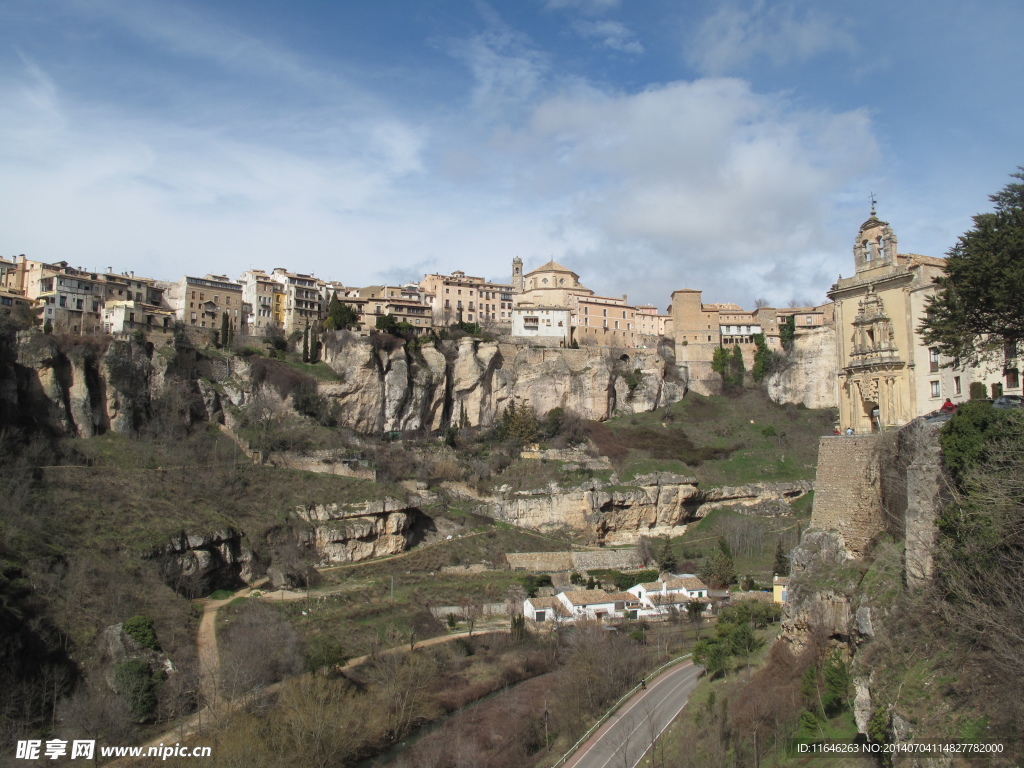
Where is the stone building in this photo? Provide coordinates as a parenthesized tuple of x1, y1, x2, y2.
(239, 269, 286, 334)
(342, 284, 433, 335)
(669, 288, 835, 395)
(513, 260, 644, 348)
(419, 271, 514, 328)
(269, 268, 325, 333)
(827, 209, 999, 431)
(163, 274, 245, 337)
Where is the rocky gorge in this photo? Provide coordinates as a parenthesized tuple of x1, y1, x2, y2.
(0, 330, 688, 438)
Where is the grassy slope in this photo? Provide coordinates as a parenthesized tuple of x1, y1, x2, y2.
(600, 389, 835, 486)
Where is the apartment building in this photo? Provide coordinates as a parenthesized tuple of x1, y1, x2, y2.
(163, 274, 245, 335)
(239, 269, 286, 334)
(269, 268, 324, 333)
(420, 271, 514, 327)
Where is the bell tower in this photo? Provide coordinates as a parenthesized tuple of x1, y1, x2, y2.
(512, 256, 524, 293)
(853, 199, 898, 273)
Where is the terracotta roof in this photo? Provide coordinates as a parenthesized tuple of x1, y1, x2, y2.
(637, 581, 663, 591)
(527, 597, 561, 610)
(906, 253, 946, 269)
(561, 589, 620, 606)
(604, 592, 640, 603)
(527, 260, 576, 275)
(774, 576, 789, 586)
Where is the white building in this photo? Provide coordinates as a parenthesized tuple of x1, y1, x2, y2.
(510, 306, 573, 346)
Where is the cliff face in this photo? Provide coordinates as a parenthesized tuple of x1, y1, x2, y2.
(146, 498, 423, 595)
(316, 336, 688, 433)
(484, 475, 811, 543)
(0, 331, 687, 438)
(767, 326, 838, 410)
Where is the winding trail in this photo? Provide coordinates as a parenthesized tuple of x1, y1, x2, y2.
(111, 582, 507, 764)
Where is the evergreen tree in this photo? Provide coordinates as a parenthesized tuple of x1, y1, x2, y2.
(752, 333, 771, 382)
(302, 324, 310, 363)
(920, 168, 1024, 363)
(657, 537, 678, 573)
(310, 322, 320, 363)
(324, 294, 358, 331)
(220, 313, 229, 349)
(773, 540, 788, 576)
(728, 344, 745, 388)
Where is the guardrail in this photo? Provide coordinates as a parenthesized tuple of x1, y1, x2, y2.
(549, 652, 695, 768)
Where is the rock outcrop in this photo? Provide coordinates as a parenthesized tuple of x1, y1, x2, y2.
(314, 336, 688, 433)
(767, 326, 838, 410)
(292, 498, 417, 566)
(486, 475, 811, 543)
(147, 528, 260, 597)
(0, 330, 688, 438)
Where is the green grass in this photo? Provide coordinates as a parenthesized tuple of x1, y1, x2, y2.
(662, 505, 806, 583)
(279, 359, 342, 381)
(601, 390, 835, 487)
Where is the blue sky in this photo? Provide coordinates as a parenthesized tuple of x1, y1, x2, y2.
(1, 0, 1021, 310)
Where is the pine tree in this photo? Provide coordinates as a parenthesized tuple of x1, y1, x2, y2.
(773, 540, 788, 576)
(657, 537, 677, 573)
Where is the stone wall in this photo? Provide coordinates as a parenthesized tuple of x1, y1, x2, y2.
(572, 549, 643, 571)
(811, 435, 885, 557)
(505, 552, 575, 572)
(505, 549, 642, 573)
(899, 425, 945, 589)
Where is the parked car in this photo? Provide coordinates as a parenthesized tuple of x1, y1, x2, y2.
(993, 395, 1024, 409)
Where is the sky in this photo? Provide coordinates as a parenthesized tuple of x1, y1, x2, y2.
(1, 0, 1021, 310)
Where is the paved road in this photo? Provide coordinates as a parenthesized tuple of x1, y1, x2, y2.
(564, 661, 702, 768)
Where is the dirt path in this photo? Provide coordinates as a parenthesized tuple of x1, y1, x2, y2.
(111, 582, 507, 764)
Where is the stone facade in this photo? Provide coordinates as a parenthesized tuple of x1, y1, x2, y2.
(827, 210, 1005, 431)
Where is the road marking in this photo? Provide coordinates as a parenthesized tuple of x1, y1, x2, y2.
(582, 663, 701, 768)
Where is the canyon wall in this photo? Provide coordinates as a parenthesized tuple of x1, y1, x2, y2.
(0, 330, 688, 438)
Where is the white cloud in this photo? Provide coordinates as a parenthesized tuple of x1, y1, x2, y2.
(0, 4, 882, 313)
(688, 1, 855, 76)
(572, 20, 644, 55)
(497, 78, 879, 305)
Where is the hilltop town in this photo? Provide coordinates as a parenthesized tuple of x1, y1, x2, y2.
(2, 207, 1018, 430)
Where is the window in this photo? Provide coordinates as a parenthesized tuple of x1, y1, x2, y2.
(930, 380, 941, 398)
(954, 376, 961, 395)
(1007, 369, 1020, 389)
(929, 347, 939, 373)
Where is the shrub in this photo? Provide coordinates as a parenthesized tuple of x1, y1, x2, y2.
(969, 381, 987, 400)
(114, 659, 160, 719)
(122, 615, 159, 650)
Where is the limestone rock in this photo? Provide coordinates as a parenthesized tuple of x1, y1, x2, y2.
(854, 677, 872, 734)
(147, 528, 258, 596)
(486, 479, 809, 543)
(767, 325, 838, 409)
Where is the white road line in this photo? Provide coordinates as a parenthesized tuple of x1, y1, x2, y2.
(588, 664, 701, 768)
(629, 667, 701, 768)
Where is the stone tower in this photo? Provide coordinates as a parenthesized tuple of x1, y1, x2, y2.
(512, 256, 524, 293)
(853, 204, 898, 273)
